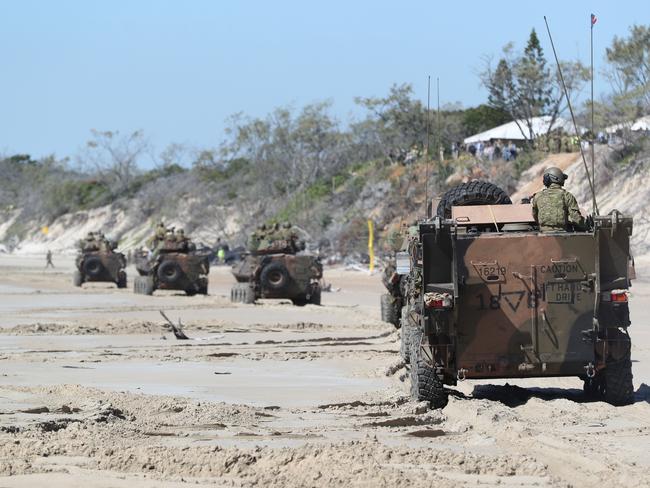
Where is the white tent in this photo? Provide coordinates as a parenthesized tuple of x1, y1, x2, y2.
(631, 115, 650, 131)
(463, 116, 579, 145)
(604, 115, 650, 134)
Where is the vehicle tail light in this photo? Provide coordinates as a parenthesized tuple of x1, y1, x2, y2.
(424, 292, 453, 310)
(610, 290, 628, 303)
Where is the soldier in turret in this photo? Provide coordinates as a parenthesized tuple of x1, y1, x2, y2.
(532, 167, 585, 232)
(81, 232, 99, 252)
(249, 224, 266, 252)
(148, 222, 167, 249)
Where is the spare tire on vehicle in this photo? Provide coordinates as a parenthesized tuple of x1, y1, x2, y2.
(83, 256, 104, 277)
(436, 181, 512, 219)
(260, 262, 290, 292)
(157, 260, 182, 284)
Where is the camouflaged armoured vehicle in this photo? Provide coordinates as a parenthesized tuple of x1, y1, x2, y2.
(133, 238, 209, 296)
(399, 181, 635, 409)
(74, 239, 127, 288)
(230, 229, 323, 306)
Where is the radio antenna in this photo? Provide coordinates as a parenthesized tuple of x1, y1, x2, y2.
(424, 75, 431, 217)
(590, 13, 596, 210)
(543, 16, 599, 215)
(437, 77, 441, 165)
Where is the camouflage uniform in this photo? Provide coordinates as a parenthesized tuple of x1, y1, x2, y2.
(81, 233, 99, 252)
(532, 183, 585, 232)
(148, 223, 167, 249)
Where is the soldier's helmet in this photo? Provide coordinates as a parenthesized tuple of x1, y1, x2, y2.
(543, 166, 568, 187)
(259, 224, 267, 231)
(282, 221, 291, 228)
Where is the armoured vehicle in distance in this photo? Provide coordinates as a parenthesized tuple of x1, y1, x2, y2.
(231, 224, 322, 305)
(134, 237, 209, 296)
(74, 235, 127, 288)
(400, 181, 635, 409)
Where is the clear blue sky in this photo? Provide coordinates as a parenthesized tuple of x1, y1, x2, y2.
(0, 0, 646, 163)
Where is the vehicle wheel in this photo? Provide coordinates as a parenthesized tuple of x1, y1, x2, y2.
(260, 262, 290, 292)
(242, 283, 255, 305)
(143, 276, 155, 296)
(583, 376, 602, 400)
(73, 270, 84, 287)
(400, 309, 412, 363)
(231, 283, 253, 303)
(409, 327, 448, 409)
(381, 293, 400, 328)
(134, 276, 153, 295)
(116, 271, 127, 288)
(83, 256, 103, 277)
(436, 181, 512, 219)
(157, 260, 181, 284)
(309, 284, 321, 305)
(603, 358, 634, 406)
(291, 298, 308, 306)
(198, 279, 209, 296)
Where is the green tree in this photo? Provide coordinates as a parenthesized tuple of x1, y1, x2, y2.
(353, 84, 427, 160)
(80, 130, 149, 197)
(220, 101, 348, 196)
(461, 104, 510, 136)
(482, 29, 588, 145)
(605, 24, 650, 112)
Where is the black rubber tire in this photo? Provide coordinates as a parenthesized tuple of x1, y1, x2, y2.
(400, 308, 411, 364)
(157, 260, 182, 284)
(243, 284, 255, 304)
(116, 271, 127, 289)
(73, 270, 84, 287)
(134, 276, 154, 295)
(83, 256, 103, 277)
(231, 283, 254, 303)
(380, 293, 400, 328)
(134, 276, 143, 294)
(409, 327, 448, 409)
(380, 293, 389, 321)
(436, 181, 512, 219)
(198, 279, 209, 296)
(143, 276, 155, 296)
(260, 262, 290, 292)
(604, 359, 634, 406)
(309, 285, 322, 306)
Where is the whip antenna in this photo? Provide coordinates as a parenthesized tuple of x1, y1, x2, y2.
(424, 75, 431, 217)
(543, 16, 599, 215)
(437, 77, 441, 165)
(590, 13, 596, 211)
